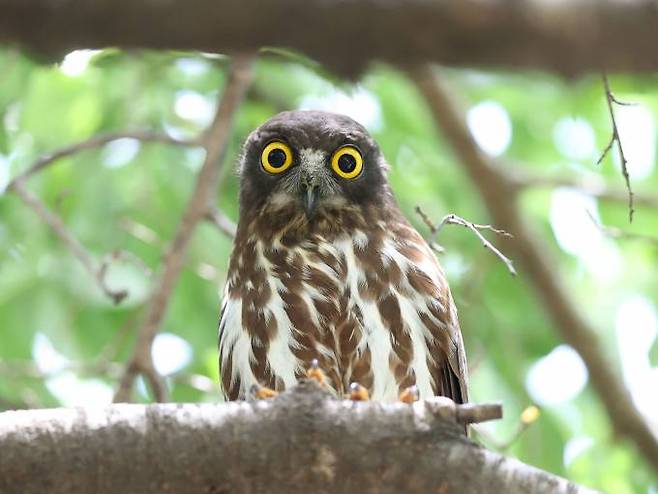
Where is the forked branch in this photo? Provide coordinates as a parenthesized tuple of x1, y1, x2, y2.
(415, 206, 516, 275)
(10, 179, 130, 305)
(597, 74, 635, 222)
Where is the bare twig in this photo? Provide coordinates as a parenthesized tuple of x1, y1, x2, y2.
(205, 206, 237, 238)
(415, 205, 439, 236)
(100, 249, 153, 278)
(474, 405, 541, 452)
(586, 209, 658, 247)
(510, 172, 658, 210)
(411, 65, 658, 474)
(118, 218, 162, 247)
(455, 402, 503, 424)
(10, 179, 131, 304)
(5, 128, 198, 305)
(415, 206, 516, 275)
(598, 73, 635, 223)
(113, 55, 255, 403)
(8, 131, 200, 188)
(0, 356, 215, 401)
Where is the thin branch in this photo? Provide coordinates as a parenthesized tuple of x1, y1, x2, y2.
(10, 179, 131, 305)
(415, 206, 516, 275)
(586, 209, 658, 247)
(0, 359, 123, 381)
(511, 172, 658, 210)
(411, 65, 658, 475)
(113, 55, 255, 403)
(598, 73, 635, 223)
(205, 206, 237, 238)
(8, 131, 200, 188)
(474, 405, 541, 452)
(0, 356, 215, 397)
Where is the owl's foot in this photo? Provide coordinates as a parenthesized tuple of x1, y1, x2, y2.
(348, 382, 370, 401)
(249, 383, 278, 400)
(399, 385, 419, 404)
(306, 358, 326, 386)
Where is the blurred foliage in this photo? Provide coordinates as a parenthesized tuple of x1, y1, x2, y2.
(1, 48, 657, 492)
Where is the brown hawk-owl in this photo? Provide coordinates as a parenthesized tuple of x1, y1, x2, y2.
(218, 110, 468, 405)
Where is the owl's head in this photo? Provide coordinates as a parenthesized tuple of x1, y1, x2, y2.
(238, 110, 389, 218)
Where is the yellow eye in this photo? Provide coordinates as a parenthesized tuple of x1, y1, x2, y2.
(261, 141, 293, 174)
(331, 145, 363, 179)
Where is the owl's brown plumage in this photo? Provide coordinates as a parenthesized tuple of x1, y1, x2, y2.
(218, 110, 468, 404)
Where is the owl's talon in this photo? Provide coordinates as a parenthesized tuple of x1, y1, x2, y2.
(399, 385, 419, 404)
(348, 382, 370, 401)
(249, 383, 278, 400)
(305, 358, 326, 386)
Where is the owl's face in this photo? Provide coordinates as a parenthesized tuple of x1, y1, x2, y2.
(238, 110, 389, 218)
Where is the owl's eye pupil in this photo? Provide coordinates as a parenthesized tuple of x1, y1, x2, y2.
(268, 149, 287, 168)
(337, 154, 357, 173)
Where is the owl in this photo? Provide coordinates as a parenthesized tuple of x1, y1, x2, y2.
(218, 110, 468, 406)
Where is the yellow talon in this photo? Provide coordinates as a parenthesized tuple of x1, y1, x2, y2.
(399, 385, 419, 404)
(306, 358, 326, 385)
(348, 382, 370, 401)
(250, 384, 278, 400)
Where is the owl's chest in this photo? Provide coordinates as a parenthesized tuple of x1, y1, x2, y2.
(228, 233, 357, 315)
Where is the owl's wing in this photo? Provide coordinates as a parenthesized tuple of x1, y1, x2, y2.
(398, 226, 469, 404)
(436, 289, 469, 404)
(217, 291, 244, 401)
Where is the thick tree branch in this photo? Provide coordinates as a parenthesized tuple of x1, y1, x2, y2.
(0, 382, 593, 494)
(113, 55, 254, 403)
(411, 66, 658, 474)
(1, 0, 658, 77)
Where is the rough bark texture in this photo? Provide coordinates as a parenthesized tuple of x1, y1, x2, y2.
(0, 382, 593, 494)
(2, 0, 658, 76)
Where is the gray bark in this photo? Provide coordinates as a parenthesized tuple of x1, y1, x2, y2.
(0, 382, 595, 494)
(0, 0, 657, 76)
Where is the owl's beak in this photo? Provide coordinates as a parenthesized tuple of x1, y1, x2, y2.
(300, 185, 318, 219)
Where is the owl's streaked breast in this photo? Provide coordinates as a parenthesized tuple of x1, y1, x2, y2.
(218, 207, 455, 402)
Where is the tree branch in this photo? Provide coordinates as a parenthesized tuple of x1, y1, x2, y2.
(113, 55, 255, 403)
(205, 206, 237, 238)
(0, 382, 594, 494)
(9, 179, 130, 305)
(2, 0, 658, 77)
(411, 66, 658, 475)
(597, 74, 634, 222)
(415, 206, 516, 275)
(7, 130, 200, 188)
(510, 172, 658, 211)
(586, 209, 658, 247)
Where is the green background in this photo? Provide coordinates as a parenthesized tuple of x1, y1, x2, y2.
(1, 49, 657, 493)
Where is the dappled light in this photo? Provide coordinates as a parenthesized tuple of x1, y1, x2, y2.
(1, 36, 657, 493)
